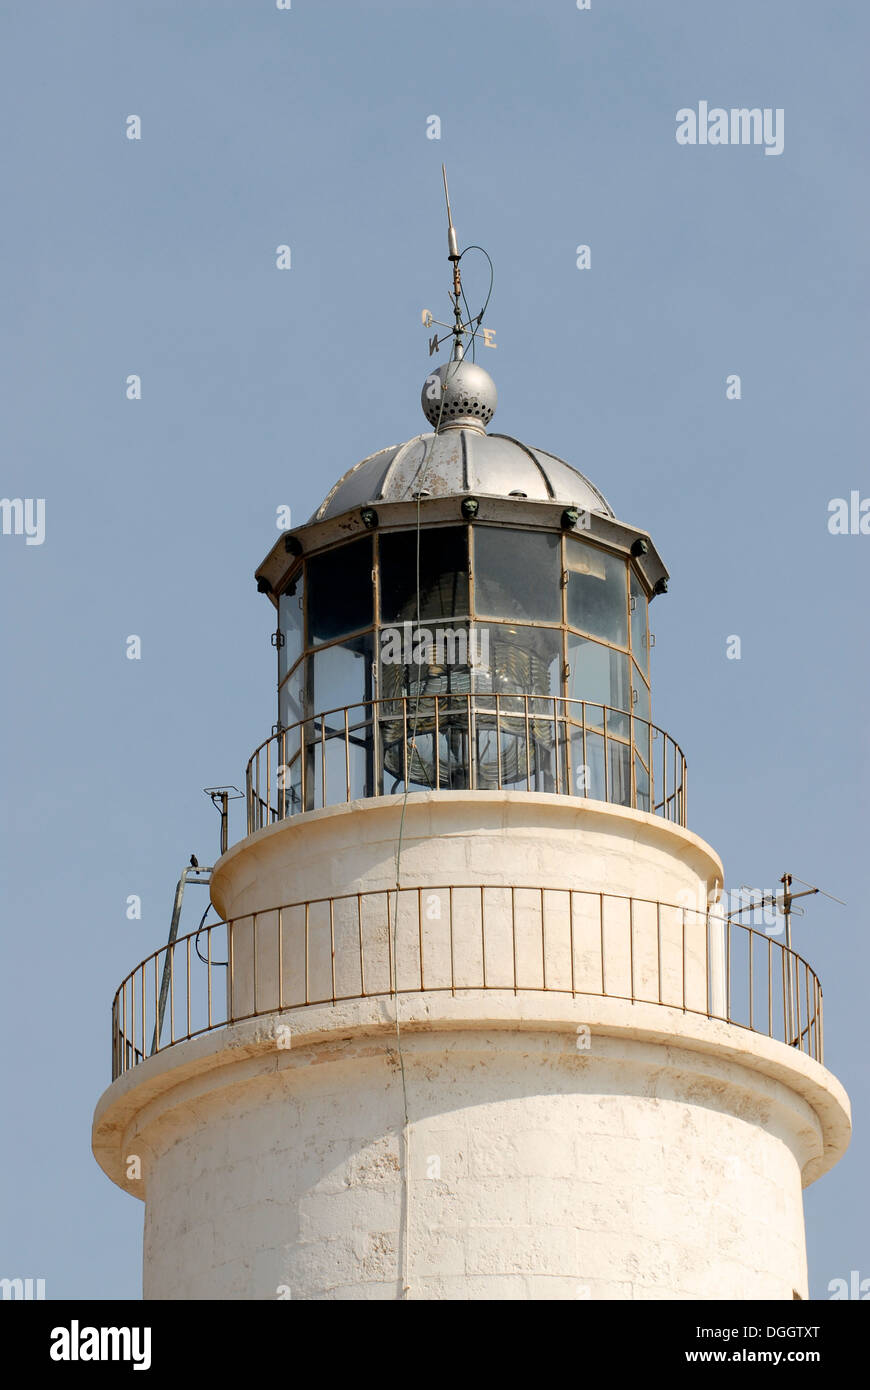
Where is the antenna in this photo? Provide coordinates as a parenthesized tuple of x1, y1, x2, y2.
(727, 871, 845, 1045)
(420, 166, 497, 362)
(442, 165, 464, 360)
(727, 872, 845, 940)
(204, 785, 244, 856)
(443, 163, 459, 260)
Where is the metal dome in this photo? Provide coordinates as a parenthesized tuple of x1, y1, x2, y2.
(310, 429, 614, 522)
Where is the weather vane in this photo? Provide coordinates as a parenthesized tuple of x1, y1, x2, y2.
(420, 165, 496, 361)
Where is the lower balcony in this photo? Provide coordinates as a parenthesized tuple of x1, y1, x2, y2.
(111, 885, 823, 1080)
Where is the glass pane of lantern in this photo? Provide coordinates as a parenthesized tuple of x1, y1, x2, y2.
(378, 700, 472, 795)
(379, 621, 475, 701)
(634, 715, 651, 774)
(635, 753, 651, 814)
(473, 526, 561, 622)
(584, 731, 607, 802)
(312, 634, 373, 716)
(313, 722, 371, 811)
(279, 743, 303, 818)
(579, 702, 604, 733)
(472, 623, 561, 703)
(379, 527, 468, 624)
(278, 662, 305, 729)
(305, 637, 374, 808)
(377, 620, 475, 793)
(273, 699, 306, 816)
(606, 707, 630, 743)
(567, 635, 630, 714)
(472, 624, 562, 791)
(278, 572, 304, 683)
(630, 569, 648, 674)
(307, 537, 373, 645)
(569, 725, 588, 796)
(608, 740, 632, 807)
(566, 539, 628, 647)
(632, 666, 650, 728)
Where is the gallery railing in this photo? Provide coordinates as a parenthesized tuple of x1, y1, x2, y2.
(246, 694, 687, 832)
(111, 888, 822, 1079)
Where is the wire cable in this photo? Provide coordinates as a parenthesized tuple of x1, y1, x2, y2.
(459, 245, 494, 362)
(194, 903, 227, 965)
(389, 347, 461, 1301)
(388, 237, 494, 1300)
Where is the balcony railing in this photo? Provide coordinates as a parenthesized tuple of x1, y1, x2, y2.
(111, 887, 822, 1079)
(246, 695, 687, 832)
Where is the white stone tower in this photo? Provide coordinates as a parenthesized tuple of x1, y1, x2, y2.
(93, 202, 850, 1300)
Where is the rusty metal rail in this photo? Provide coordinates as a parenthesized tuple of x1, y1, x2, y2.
(246, 694, 687, 831)
(111, 888, 822, 1078)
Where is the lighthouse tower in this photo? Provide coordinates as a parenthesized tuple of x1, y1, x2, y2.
(93, 197, 850, 1302)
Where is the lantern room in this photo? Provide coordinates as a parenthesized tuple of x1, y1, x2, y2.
(251, 358, 684, 831)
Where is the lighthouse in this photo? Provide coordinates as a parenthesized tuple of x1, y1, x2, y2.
(92, 184, 850, 1302)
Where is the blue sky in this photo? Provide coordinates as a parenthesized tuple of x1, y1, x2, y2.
(1, 0, 867, 1299)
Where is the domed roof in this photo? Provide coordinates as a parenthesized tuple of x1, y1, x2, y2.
(310, 430, 614, 522)
(309, 356, 613, 523)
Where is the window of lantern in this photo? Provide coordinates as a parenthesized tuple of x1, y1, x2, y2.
(472, 525, 562, 623)
(273, 520, 656, 811)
